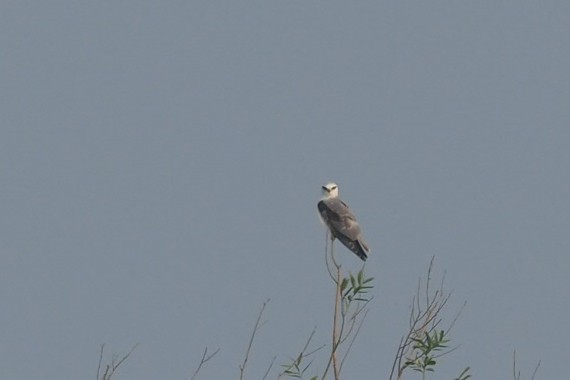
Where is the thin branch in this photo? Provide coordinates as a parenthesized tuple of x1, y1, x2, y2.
(322, 233, 371, 380)
(239, 299, 269, 380)
(446, 300, 467, 334)
(96, 344, 104, 380)
(299, 327, 318, 354)
(339, 309, 369, 371)
(261, 356, 276, 380)
(531, 360, 541, 380)
(190, 347, 220, 380)
(305, 343, 327, 357)
(390, 257, 465, 380)
(338, 297, 371, 347)
(426, 257, 433, 309)
(321, 242, 341, 380)
(512, 350, 541, 380)
(97, 343, 139, 380)
(329, 237, 341, 272)
(389, 336, 404, 380)
(102, 364, 110, 380)
(432, 343, 461, 359)
(513, 350, 520, 380)
(278, 327, 325, 380)
(113, 344, 139, 373)
(324, 233, 336, 283)
(332, 249, 341, 380)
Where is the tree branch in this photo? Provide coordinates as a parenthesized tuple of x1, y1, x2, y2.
(239, 299, 269, 380)
(190, 347, 220, 380)
(96, 343, 139, 380)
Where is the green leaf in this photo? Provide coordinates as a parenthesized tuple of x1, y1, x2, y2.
(350, 274, 357, 289)
(340, 278, 349, 292)
(455, 366, 471, 380)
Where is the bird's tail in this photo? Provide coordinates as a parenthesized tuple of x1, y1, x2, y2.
(355, 239, 370, 261)
(336, 235, 370, 261)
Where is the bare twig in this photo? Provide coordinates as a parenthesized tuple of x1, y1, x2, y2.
(239, 299, 269, 380)
(447, 300, 467, 334)
(261, 356, 276, 380)
(324, 231, 336, 282)
(298, 327, 319, 356)
(321, 241, 341, 380)
(340, 309, 369, 371)
(96, 344, 104, 380)
(389, 337, 404, 380)
(531, 359, 541, 380)
(513, 350, 541, 380)
(513, 350, 521, 380)
(190, 347, 220, 380)
(332, 257, 341, 380)
(97, 343, 139, 380)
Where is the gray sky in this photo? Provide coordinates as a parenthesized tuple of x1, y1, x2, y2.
(2, 1, 570, 379)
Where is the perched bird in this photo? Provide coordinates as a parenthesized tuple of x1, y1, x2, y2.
(318, 182, 370, 261)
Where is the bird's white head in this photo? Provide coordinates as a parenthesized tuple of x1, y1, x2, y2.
(321, 182, 339, 199)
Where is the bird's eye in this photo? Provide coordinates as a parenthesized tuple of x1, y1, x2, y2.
(331, 186, 337, 190)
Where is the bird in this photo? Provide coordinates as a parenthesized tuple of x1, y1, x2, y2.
(318, 182, 370, 261)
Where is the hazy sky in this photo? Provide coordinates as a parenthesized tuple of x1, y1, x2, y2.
(2, 2, 570, 379)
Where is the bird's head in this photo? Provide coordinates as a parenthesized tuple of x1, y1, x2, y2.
(321, 182, 339, 199)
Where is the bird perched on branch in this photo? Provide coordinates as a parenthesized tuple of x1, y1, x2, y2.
(318, 182, 370, 261)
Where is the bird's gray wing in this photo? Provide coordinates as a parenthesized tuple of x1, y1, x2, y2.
(318, 197, 369, 260)
(318, 198, 370, 261)
(318, 198, 362, 241)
